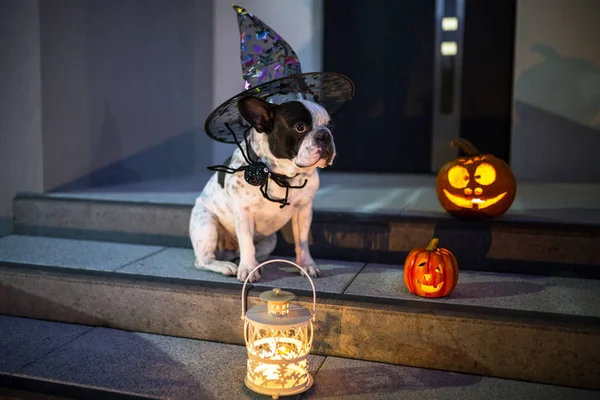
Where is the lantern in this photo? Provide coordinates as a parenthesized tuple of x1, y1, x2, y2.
(436, 138, 517, 219)
(241, 259, 317, 399)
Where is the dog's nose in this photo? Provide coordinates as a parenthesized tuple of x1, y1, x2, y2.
(315, 129, 330, 144)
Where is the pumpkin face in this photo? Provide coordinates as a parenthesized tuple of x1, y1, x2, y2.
(436, 139, 516, 219)
(404, 238, 458, 298)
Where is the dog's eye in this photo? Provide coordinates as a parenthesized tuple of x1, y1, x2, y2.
(294, 122, 307, 134)
(327, 121, 334, 131)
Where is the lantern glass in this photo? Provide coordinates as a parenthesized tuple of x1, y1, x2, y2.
(241, 260, 317, 399)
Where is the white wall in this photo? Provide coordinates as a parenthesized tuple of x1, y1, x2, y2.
(211, 0, 323, 164)
(511, 0, 600, 182)
(39, 0, 214, 191)
(0, 0, 44, 235)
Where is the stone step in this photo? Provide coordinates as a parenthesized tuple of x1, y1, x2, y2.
(1, 315, 598, 400)
(13, 191, 600, 279)
(0, 235, 599, 391)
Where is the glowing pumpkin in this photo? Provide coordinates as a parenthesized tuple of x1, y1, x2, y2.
(404, 238, 458, 298)
(436, 138, 516, 219)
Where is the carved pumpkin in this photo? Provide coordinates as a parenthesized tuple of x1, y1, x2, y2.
(436, 138, 516, 219)
(404, 238, 458, 298)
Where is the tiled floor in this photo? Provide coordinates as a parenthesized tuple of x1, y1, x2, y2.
(1, 235, 599, 318)
(0, 315, 597, 400)
(0, 235, 164, 271)
(345, 263, 600, 317)
(0, 317, 92, 374)
(118, 247, 365, 294)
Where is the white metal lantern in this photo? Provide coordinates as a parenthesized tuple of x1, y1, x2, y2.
(241, 259, 317, 399)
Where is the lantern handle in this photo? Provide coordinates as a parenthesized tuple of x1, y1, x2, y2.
(240, 259, 317, 320)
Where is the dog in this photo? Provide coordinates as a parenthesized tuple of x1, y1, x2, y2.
(189, 96, 335, 282)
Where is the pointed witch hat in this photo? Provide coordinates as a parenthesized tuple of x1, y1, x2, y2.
(204, 4, 355, 144)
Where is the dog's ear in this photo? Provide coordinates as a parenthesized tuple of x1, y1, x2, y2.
(237, 96, 276, 133)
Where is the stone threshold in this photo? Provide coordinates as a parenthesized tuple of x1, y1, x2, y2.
(13, 195, 600, 279)
(0, 235, 599, 319)
(1, 315, 598, 400)
(1, 253, 599, 389)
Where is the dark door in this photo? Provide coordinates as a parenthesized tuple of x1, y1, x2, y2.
(460, 0, 516, 163)
(323, 0, 436, 173)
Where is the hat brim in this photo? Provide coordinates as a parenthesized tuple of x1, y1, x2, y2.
(204, 72, 355, 144)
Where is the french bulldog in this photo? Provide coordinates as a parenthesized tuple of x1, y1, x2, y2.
(189, 96, 335, 282)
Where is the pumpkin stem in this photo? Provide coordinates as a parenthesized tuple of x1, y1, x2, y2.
(425, 238, 439, 251)
(451, 138, 481, 156)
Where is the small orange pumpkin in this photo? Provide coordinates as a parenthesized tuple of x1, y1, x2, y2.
(436, 138, 516, 219)
(404, 238, 458, 298)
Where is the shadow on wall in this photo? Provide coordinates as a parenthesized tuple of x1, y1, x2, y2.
(513, 43, 600, 182)
(512, 102, 600, 182)
(39, 0, 214, 193)
(88, 104, 140, 188)
(52, 106, 207, 193)
(515, 43, 600, 127)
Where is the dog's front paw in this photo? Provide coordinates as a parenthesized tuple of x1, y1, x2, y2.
(195, 259, 238, 276)
(237, 262, 260, 282)
(303, 264, 321, 278)
(297, 255, 321, 278)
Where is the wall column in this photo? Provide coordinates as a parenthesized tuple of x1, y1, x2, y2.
(0, 0, 44, 235)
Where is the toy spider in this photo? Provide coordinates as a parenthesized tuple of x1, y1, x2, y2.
(207, 123, 308, 208)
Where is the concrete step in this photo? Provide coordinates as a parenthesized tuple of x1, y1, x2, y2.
(13, 189, 600, 279)
(1, 315, 598, 400)
(1, 235, 599, 391)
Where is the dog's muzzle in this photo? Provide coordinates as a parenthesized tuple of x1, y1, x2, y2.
(315, 129, 335, 164)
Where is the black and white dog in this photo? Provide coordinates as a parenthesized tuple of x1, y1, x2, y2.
(189, 96, 335, 282)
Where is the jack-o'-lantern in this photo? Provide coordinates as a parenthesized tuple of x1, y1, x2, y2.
(404, 238, 458, 298)
(436, 138, 516, 219)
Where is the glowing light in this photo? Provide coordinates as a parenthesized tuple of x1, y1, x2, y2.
(441, 41, 458, 56)
(420, 282, 444, 293)
(443, 189, 507, 209)
(442, 17, 458, 31)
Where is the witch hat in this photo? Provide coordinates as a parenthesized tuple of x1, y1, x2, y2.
(204, 4, 355, 144)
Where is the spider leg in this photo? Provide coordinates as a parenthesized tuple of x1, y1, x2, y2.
(243, 130, 257, 163)
(224, 123, 253, 164)
(206, 165, 246, 174)
(269, 173, 307, 190)
(264, 175, 293, 208)
(259, 178, 276, 202)
(259, 176, 288, 207)
(265, 177, 273, 199)
(286, 179, 308, 189)
(269, 175, 288, 188)
(279, 186, 290, 209)
(259, 180, 269, 200)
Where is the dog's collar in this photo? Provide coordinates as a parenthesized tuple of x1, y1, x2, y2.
(207, 125, 308, 209)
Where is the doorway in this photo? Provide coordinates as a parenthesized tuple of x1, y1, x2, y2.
(323, 0, 436, 173)
(323, 0, 516, 173)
